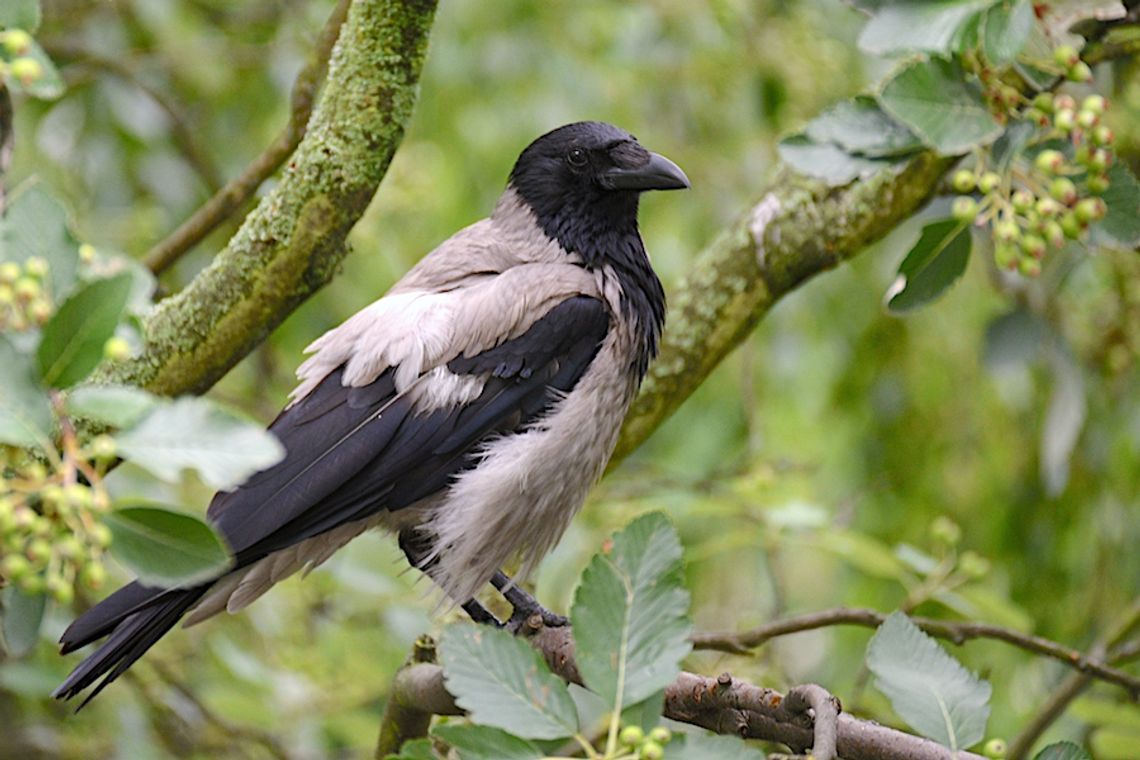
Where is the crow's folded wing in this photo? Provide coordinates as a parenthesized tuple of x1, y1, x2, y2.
(206, 295, 611, 566)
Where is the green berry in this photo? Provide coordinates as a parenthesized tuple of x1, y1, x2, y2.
(1049, 178, 1078, 206)
(24, 257, 48, 278)
(79, 562, 106, 590)
(46, 575, 74, 605)
(619, 726, 645, 747)
(64, 484, 92, 509)
(103, 336, 131, 362)
(11, 506, 35, 531)
(28, 299, 52, 325)
(1054, 108, 1076, 132)
(90, 434, 117, 459)
(978, 172, 1001, 194)
(648, 727, 672, 744)
(1086, 173, 1110, 195)
(89, 523, 112, 549)
(959, 551, 992, 579)
(1067, 61, 1093, 83)
(57, 535, 84, 560)
(1054, 94, 1076, 112)
(994, 221, 1020, 243)
(995, 242, 1019, 268)
(1082, 95, 1107, 115)
(640, 741, 664, 760)
(0, 261, 20, 283)
(1, 553, 31, 581)
(984, 738, 1008, 759)
(19, 573, 44, 595)
(1088, 149, 1111, 173)
(931, 516, 961, 546)
(1092, 125, 1114, 147)
(1076, 109, 1098, 130)
(1074, 144, 1092, 166)
(1021, 234, 1046, 260)
(1053, 45, 1079, 68)
(1019, 257, 1042, 277)
(10, 57, 43, 85)
(951, 169, 976, 193)
(1023, 108, 1049, 126)
(13, 277, 39, 302)
(1075, 197, 1107, 223)
(0, 29, 32, 56)
(1034, 150, 1065, 175)
(1032, 93, 1054, 113)
(952, 196, 979, 223)
(1060, 212, 1083, 239)
(1011, 190, 1034, 214)
(1043, 221, 1065, 249)
(78, 244, 96, 263)
(27, 538, 52, 564)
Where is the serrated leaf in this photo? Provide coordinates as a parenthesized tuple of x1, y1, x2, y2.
(0, 0, 40, 32)
(0, 187, 79, 298)
(982, 0, 1035, 63)
(439, 624, 579, 740)
(384, 738, 438, 760)
(1041, 343, 1086, 498)
(571, 512, 692, 712)
(104, 505, 232, 588)
(859, 1, 996, 55)
(1091, 162, 1140, 250)
(879, 57, 1004, 155)
(1033, 741, 1092, 760)
(886, 219, 971, 313)
(115, 397, 285, 490)
(671, 731, 768, 759)
(0, 335, 52, 449)
(866, 612, 992, 750)
(804, 96, 923, 158)
(37, 273, 132, 388)
(778, 134, 897, 186)
(432, 725, 543, 760)
(65, 384, 159, 429)
(1, 586, 46, 657)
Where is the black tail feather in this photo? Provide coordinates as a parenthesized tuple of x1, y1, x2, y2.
(54, 586, 207, 709)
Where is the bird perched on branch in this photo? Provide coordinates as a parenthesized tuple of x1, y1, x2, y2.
(55, 121, 689, 706)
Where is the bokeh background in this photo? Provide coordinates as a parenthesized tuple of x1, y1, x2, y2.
(4, 0, 1140, 757)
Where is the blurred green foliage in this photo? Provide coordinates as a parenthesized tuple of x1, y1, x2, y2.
(3, 0, 1139, 757)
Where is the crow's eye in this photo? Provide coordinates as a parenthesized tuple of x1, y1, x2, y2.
(567, 148, 587, 167)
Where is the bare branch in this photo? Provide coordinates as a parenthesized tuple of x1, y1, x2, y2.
(692, 606, 1140, 697)
(143, 0, 352, 275)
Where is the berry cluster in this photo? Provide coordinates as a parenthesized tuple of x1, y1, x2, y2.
(0, 257, 53, 331)
(617, 725, 672, 760)
(0, 29, 43, 87)
(950, 90, 1113, 277)
(1, 438, 115, 603)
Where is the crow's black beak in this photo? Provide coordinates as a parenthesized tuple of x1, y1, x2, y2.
(600, 151, 690, 192)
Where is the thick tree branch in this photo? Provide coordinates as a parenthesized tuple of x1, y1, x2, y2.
(377, 624, 986, 760)
(142, 0, 352, 275)
(613, 153, 954, 462)
(90, 0, 438, 396)
(692, 606, 1140, 697)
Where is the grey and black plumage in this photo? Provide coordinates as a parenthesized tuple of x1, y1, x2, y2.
(54, 121, 689, 706)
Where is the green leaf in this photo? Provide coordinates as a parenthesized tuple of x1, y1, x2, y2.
(866, 612, 992, 750)
(115, 397, 285, 490)
(812, 530, 910, 581)
(804, 96, 923, 158)
(1041, 344, 1085, 498)
(879, 57, 1004, 154)
(15, 38, 64, 100)
(37, 273, 133, 388)
(981, 0, 1035, 64)
(0, 187, 80, 299)
(990, 121, 1035, 172)
(778, 134, 897, 187)
(0, 586, 46, 657)
(0, 335, 53, 449)
(571, 512, 692, 712)
(983, 308, 1047, 371)
(432, 725, 543, 760)
(859, 1, 996, 56)
(1090, 162, 1140, 250)
(1033, 741, 1092, 760)
(65, 384, 159, 429)
(438, 624, 579, 740)
(383, 738, 438, 760)
(621, 689, 665, 733)
(0, 0, 40, 32)
(104, 505, 232, 588)
(671, 731, 767, 759)
(886, 219, 972, 313)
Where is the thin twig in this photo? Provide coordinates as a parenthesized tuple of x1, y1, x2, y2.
(784, 684, 839, 760)
(142, 0, 351, 275)
(691, 607, 1140, 696)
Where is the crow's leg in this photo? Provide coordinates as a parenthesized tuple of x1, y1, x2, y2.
(398, 529, 504, 628)
(490, 570, 568, 631)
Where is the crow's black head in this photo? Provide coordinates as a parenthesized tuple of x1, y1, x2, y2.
(507, 121, 686, 376)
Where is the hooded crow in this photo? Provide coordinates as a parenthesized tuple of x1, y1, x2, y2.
(54, 121, 689, 706)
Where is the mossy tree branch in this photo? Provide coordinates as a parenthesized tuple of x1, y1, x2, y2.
(93, 0, 438, 396)
(613, 153, 955, 462)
